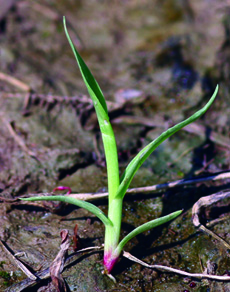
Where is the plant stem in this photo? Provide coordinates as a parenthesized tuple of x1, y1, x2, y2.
(100, 122, 120, 202)
(100, 121, 122, 273)
(64, 17, 122, 272)
(104, 197, 123, 273)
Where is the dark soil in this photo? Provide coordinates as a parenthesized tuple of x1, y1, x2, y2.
(1, 1, 230, 291)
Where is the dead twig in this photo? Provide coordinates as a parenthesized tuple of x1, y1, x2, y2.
(192, 189, 230, 249)
(0, 240, 37, 281)
(4, 245, 103, 292)
(0, 196, 19, 203)
(0, 72, 31, 92)
(1, 117, 36, 157)
(123, 251, 230, 281)
(5, 171, 230, 210)
(67, 170, 230, 201)
(2, 171, 230, 214)
(125, 171, 230, 194)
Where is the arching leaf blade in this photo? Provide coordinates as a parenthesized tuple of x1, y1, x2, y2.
(21, 195, 112, 227)
(116, 210, 182, 254)
(117, 85, 219, 199)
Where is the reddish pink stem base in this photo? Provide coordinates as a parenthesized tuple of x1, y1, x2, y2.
(103, 252, 119, 274)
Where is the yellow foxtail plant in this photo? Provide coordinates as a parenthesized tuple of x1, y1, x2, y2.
(22, 17, 219, 275)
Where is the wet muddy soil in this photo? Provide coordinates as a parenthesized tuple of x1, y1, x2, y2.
(1, 1, 230, 291)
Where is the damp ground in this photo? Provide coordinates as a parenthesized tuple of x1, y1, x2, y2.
(1, 1, 230, 291)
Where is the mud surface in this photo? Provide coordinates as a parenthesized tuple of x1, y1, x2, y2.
(1, 1, 230, 291)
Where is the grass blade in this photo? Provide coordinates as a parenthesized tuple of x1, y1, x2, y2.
(116, 85, 219, 199)
(63, 16, 108, 120)
(21, 196, 112, 227)
(63, 16, 120, 201)
(116, 210, 182, 253)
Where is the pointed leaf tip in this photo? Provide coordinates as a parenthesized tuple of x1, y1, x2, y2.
(63, 17, 108, 119)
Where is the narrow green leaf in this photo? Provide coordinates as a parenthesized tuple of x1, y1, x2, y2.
(116, 85, 219, 199)
(116, 210, 182, 253)
(21, 196, 112, 227)
(63, 16, 120, 202)
(63, 16, 108, 121)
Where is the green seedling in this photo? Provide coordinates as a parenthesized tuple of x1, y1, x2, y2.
(21, 17, 219, 275)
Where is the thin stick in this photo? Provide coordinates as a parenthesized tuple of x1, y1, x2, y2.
(4, 245, 103, 292)
(123, 251, 230, 281)
(0, 72, 31, 92)
(192, 190, 230, 249)
(1, 117, 36, 157)
(126, 172, 230, 194)
(67, 171, 230, 201)
(11, 171, 230, 206)
(0, 240, 37, 281)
